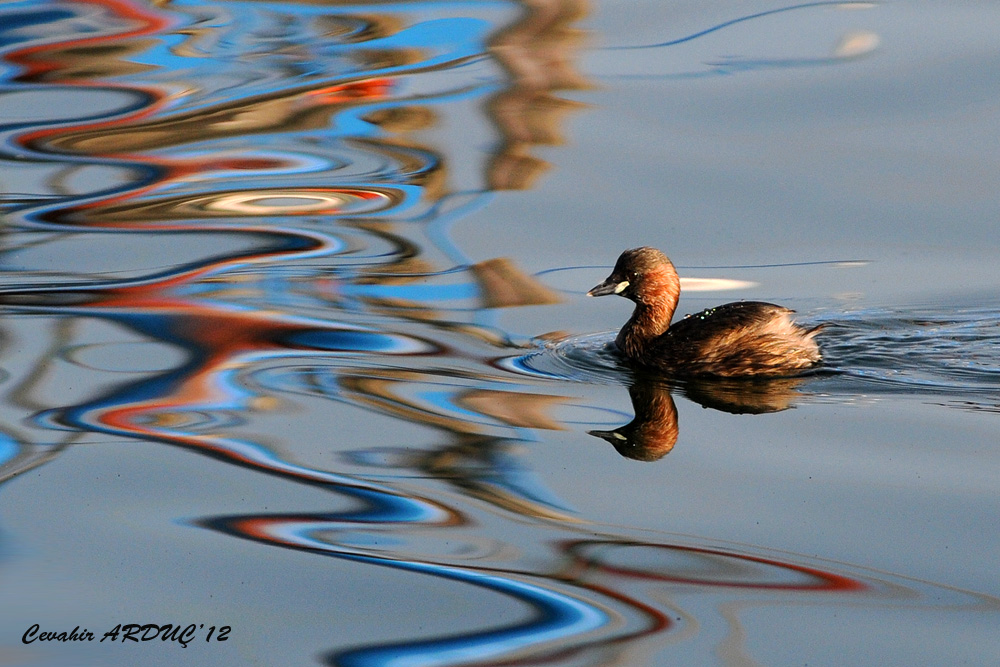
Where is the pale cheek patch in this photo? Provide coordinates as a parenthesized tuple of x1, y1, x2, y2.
(613, 280, 629, 294)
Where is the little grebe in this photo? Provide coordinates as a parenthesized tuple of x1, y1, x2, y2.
(588, 247, 822, 377)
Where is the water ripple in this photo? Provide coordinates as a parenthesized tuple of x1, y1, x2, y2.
(498, 332, 627, 385)
(815, 305, 1000, 405)
(501, 305, 1000, 414)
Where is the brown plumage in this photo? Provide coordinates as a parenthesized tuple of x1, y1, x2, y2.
(588, 247, 822, 377)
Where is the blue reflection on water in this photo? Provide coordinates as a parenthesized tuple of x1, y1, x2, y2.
(0, 8, 75, 48)
(0, 433, 18, 468)
(286, 329, 441, 354)
(329, 557, 608, 667)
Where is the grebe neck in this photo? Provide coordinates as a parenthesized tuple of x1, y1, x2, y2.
(616, 300, 676, 359)
(615, 267, 680, 360)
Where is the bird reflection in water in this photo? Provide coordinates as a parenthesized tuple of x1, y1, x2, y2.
(590, 375, 806, 461)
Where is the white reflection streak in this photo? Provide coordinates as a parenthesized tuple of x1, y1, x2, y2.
(680, 278, 756, 292)
(833, 30, 880, 58)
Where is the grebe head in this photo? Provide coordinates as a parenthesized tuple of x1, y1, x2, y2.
(587, 247, 678, 305)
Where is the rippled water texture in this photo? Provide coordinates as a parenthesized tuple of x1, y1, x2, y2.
(2, 1, 1000, 665)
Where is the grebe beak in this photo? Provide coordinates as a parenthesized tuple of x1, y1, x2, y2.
(588, 278, 628, 297)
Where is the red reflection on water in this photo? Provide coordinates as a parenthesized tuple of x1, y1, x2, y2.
(200, 512, 872, 665)
(66, 275, 434, 428)
(204, 511, 676, 665)
(43, 274, 460, 532)
(306, 79, 393, 104)
(561, 539, 866, 593)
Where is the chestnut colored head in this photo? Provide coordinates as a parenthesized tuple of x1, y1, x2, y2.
(587, 247, 680, 306)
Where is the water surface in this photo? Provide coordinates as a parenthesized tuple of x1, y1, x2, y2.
(1, 1, 999, 665)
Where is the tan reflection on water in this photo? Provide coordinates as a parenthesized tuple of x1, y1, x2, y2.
(339, 369, 577, 519)
(25, 77, 397, 155)
(470, 258, 562, 309)
(487, 0, 590, 189)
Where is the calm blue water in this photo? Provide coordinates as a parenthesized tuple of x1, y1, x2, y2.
(2, 1, 999, 665)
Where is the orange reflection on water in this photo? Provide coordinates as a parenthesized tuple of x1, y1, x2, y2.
(20, 76, 393, 157)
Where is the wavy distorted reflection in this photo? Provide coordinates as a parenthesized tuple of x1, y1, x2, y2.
(201, 500, 1000, 667)
(1, 1, 996, 665)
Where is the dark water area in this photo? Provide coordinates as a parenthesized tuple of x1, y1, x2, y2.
(1, 1, 999, 665)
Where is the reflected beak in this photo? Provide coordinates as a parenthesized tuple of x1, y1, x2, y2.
(587, 428, 627, 444)
(587, 278, 628, 297)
